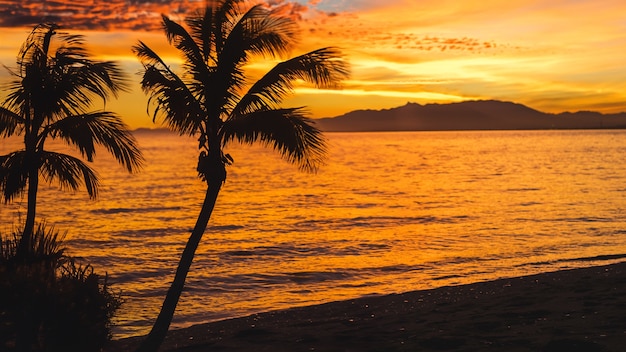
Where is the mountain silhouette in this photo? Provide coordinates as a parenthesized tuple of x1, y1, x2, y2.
(314, 100, 626, 132)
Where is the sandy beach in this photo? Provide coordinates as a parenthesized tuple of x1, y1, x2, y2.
(107, 262, 626, 351)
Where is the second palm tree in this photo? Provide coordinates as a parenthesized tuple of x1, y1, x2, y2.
(133, 0, 349, 350)
(0, 23, 143, 256)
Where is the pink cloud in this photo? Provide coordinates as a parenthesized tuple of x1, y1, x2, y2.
(0, 0, 205, 31)
(0, 0, 322, 31)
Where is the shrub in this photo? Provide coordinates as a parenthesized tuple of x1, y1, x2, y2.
(0, 224, 122, 351)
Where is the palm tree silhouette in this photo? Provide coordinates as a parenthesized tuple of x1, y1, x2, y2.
(0, 23, 143, 255)
(133, 1, 349, 350)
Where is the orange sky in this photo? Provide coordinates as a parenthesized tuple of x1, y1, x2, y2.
(1, 0, 625, 129)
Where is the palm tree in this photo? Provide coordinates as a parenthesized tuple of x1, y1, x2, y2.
(133, 1, 349, 350)
(0, 23, 143, 255)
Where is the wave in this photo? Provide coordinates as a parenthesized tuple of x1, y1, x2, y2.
(505, 187, 542, 192)
(203, 271, 356, 289)
(516, 216, 615, 223)
(526, 253, 626, 266)
(220, 242, 394, 260)
(90, 206, 183, 215)
(293, 215, 470, 230)
(207, 225, 245, 231)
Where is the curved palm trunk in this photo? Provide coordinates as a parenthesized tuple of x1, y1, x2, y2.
(136, 181, 222, 352)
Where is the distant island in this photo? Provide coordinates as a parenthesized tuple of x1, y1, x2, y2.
(314, 100, 626, 132)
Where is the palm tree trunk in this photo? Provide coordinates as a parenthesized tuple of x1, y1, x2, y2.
(19, 165, 39, 257)
(15, 165, 39, 351)
(136, 181, 222, 352)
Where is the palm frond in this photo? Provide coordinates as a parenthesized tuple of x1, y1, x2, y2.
(46, 44, 128, 118)
(232, 47, 350, 116)
(134, 41, 206, 135)
(44, 111, 143, 172)
(187, 5, 215, 63)
(296, 47, 351, 88)
(39, 151, 99, 199)
(213, 4, 292, 117)
(175, 2, 295, 74)
(132, 40, 170, 69)
(245, 6, 298, 58)
(211, 0, 248, 55)
(0, 107, 24, 137)
(161, 15, 208, 78)
(7, 23, 128, 122)
(52, 29, 127, 99)
(0, 151, 29, 202)
(15, 23, 58, 73)
(220, 107, 326, 172)
(144, 64, 205, 135)
(62, 58, 128, 102)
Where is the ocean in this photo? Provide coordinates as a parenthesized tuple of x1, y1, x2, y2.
(2, 129, 626, 338)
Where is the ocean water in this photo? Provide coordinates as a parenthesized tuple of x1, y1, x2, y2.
(2, 129, 626, 338)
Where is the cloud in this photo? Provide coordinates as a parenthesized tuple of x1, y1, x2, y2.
(0, 0, 321, 31)
(0, 0, 204, 31)
(266, 0, 310, 21)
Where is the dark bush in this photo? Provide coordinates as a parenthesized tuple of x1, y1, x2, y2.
(0, 224, 122, 351)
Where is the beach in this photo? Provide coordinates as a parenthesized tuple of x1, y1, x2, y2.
(108, 261, 626, 351)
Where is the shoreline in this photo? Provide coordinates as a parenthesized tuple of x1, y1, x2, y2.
(107, 262, 626, 351)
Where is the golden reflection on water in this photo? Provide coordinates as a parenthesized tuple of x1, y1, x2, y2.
(2, 130, 626, 338)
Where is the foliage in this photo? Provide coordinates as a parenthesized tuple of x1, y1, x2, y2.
(0, 23, 143, 248)
(0, 21, 139, 351)
(0, 224, 122, 352)
(133, 0, 349, 177)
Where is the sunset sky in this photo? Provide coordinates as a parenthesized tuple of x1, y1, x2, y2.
(1, 0, 625, 129)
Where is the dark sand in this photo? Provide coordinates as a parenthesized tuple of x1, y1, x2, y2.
(108, 262, 626, 351)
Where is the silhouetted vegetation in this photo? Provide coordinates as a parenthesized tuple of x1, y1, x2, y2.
(0, 224, 122, 351)
(0, 23, 143, 256)
(0, 23, 141, 351)
(133, 0, 349, 350)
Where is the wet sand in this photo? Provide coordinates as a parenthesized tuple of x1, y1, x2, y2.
(108, 262, 626, 351)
